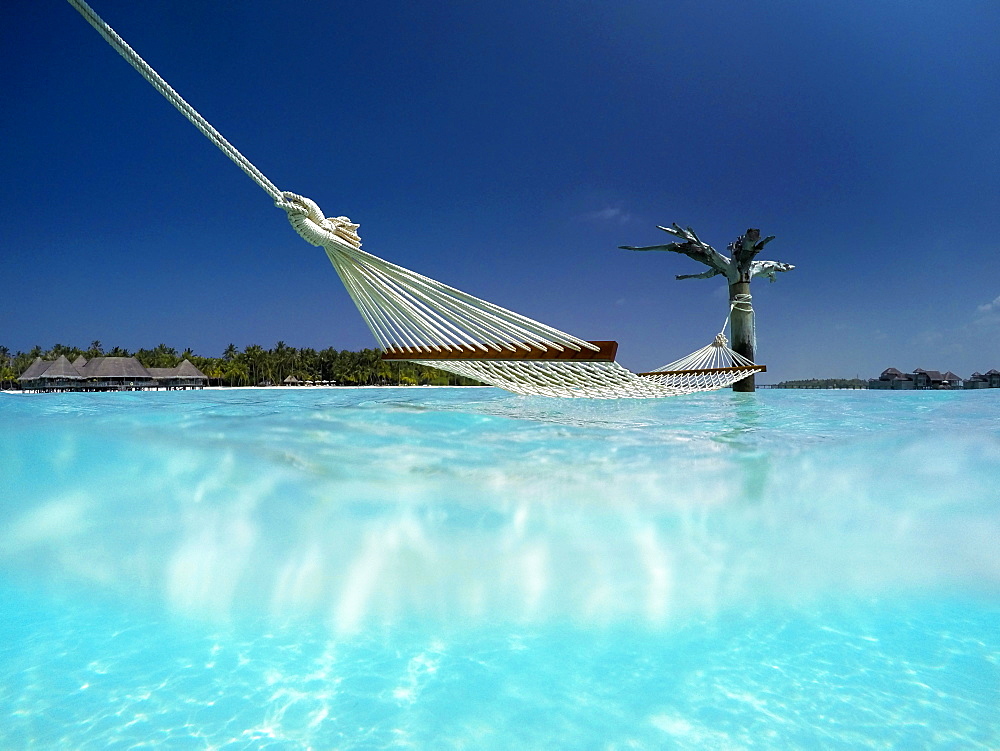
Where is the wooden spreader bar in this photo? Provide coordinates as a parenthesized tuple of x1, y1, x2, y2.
(382, 341, 619, 362)
(637, 364, 766, 377)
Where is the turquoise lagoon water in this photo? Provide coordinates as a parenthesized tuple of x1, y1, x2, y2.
(1, 387, 998, 749)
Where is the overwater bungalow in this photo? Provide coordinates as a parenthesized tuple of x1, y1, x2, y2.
(911, 369, 962, 389)
(32, 354, 85, 391)
(18, 356, 208, 393)
(147, 359, 212, 390)
(965, 369, 1000, 389)
(868, 368, 915, 390)
(870, 367, 1000, 390)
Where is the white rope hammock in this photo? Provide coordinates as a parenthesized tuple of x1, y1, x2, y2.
(68, 0, 764, 399)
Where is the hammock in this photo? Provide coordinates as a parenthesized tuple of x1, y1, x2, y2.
(68, 0, 765, 399)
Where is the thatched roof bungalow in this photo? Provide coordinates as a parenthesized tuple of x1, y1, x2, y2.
(18, 357, 50, 382)
(18, 356, 207, 392)
(82, 356, 155, 385)
(19, 355, 82, 391)
(148, 359, 209, 389)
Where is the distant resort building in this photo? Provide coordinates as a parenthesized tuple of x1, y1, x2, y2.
(18, 355, 208, 392)
(868, 367, 998, 390)
(964, 370, 1000, 389)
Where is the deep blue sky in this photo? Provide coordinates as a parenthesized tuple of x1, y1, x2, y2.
(3, 1, 999, 380)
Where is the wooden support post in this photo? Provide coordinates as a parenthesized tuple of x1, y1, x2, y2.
(729, 281, 755, 392)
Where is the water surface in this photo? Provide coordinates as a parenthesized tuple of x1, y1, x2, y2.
(2, 388, 998, 748)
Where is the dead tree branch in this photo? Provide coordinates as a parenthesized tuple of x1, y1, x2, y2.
(619, 223, 732, 278)
(620, 224, 793, 284)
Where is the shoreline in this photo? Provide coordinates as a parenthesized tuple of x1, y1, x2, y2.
(1, 385, 495, 396)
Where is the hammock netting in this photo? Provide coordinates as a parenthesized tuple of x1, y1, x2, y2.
(68, 0, 765, 399)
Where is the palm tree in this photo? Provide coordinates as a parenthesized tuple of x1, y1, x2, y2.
(244, 344, 265, 385)
(153, 343, 179, 368)
(336, 350, 363, 385)
(0, 347, 14, 389)
(223, 359, 249, 386)
(318, 347, 340, 382)
(296, 347, 319, 379)
(0, 346, 12, 386)
(271, 341, 296, 384)
(46, 343, 79, 360)
(203, 362, 225, 386)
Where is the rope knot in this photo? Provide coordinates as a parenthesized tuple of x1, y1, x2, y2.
(713, 332, 728, 347)
(276, 191, 362, 249)
(731, 292, 753, 312)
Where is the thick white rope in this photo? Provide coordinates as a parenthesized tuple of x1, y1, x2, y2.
(719, 293, 752, 336)
(728, 292, 757, 354)
(67, 0, 284, 204)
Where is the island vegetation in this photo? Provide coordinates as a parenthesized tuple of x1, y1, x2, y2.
(771, 378, 867, 389)
(0, 341, 483, 389)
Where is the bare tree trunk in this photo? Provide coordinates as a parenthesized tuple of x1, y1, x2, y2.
(729, 281, 755, 392)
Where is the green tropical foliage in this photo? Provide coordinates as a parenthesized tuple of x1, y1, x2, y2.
(1, 341, 482, 388)
(772, 378, 867, 389)
(0, 345, 15, 389)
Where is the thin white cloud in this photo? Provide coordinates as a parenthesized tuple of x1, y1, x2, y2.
(977, 295, 1000, 313)
(584, 206, 633, 224)
(710, 285, 730, 300)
